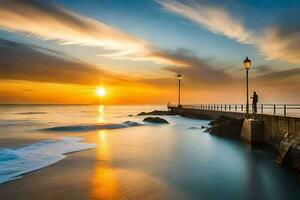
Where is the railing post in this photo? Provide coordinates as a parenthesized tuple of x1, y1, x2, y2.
(221, 105, 223, 111)
(284, 105, 286, 116)
(225, 105, 226, 110)
(235, 105, 237, 111)
(241, 104, 243, 111)
(273, 105, 276, 114)
(229, 105, 231, 111)
(261, 105, 263, 114)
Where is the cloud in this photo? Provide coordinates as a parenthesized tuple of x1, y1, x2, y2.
(0, 38, 231, 89)
(258, 27, 300, 63)
(0, 39, 133, 85)
(255, 68, 300, 82)
(0, 38, 235, 91)
(163, 49, 232, 85)
(0, 0, 186, 66)
(158, 0, 252, 43)
(158, 0, 300, 64)
(140, 48, 236, 89)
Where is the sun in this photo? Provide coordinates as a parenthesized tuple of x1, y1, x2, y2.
(96, 87, 106, 97)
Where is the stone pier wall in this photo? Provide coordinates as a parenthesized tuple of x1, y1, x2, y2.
(170, 107, 300, 140)
(254, 114, 300, 141)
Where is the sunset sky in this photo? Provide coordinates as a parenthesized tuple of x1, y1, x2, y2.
(0, 0, 299, 104)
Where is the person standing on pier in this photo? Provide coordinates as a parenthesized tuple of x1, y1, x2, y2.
(251, 91, 258, 114)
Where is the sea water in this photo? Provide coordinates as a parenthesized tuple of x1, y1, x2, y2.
(0, 105, 299, 199)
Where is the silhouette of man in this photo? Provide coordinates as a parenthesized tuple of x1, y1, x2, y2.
(251, 91, 258, 113)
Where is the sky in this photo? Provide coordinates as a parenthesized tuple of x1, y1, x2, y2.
(0, 0, 299, 104)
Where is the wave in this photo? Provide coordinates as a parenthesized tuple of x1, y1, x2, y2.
(16, 112, 47, 115)
(42, 121, 141, 132)
(0, 137, 95, 184)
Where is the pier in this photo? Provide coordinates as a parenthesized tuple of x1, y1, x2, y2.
(168, 104, 300, 145)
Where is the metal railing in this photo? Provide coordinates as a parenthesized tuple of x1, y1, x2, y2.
(168, 104, 300, 117)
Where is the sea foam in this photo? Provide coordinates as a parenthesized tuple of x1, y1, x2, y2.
(0, 137, 95, 184)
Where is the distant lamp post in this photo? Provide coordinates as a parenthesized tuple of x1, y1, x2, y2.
(177, 74, 182, 107)
(243, 57, 252, 118)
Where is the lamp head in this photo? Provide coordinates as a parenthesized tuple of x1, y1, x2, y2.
(177, 74, 182, 80)
(243, 57, 251, 70)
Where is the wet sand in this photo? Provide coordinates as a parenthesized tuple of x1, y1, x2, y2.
(0, 149, 95, 200)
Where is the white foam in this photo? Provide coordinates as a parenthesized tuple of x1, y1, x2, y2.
(0, 137, 96, 184)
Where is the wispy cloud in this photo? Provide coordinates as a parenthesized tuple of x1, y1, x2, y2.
(158, 0, 252, 43)
(0, 39, 134, 85)
(158, 0, 300, 64)
(0, 0, 187, 66)
(258, 27, 300, 63)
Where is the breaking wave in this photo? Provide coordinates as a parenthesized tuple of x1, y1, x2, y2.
(0, 137, 95, 184)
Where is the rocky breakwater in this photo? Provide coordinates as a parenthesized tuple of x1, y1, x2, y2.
(273, 134, 300, 177)
(206, 115, 244, 137)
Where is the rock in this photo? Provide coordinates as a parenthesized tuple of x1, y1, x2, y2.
(201, 126, 205, 129)
(276, 139, 292, 164)
(277, 135, 300, 175)
(137, 110, 175, 116)
(143, 117, 169, 124)
(128, 114, 133, 117)
(206, 115, 244, 137)
(123, 121, 140, 126)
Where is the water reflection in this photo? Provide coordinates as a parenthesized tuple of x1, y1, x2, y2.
(91, 130, 120, 199)
(97, 105, 105, 123)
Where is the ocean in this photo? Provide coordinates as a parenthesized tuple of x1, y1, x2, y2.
(0, 105, 299, 199)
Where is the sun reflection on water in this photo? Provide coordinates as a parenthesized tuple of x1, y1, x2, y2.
(90, 129, 120, 199)
(97, 105, 105, 123)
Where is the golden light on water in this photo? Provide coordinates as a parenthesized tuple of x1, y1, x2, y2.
(96, 87, 106, 97)
(91, 130, 120, 199)
(97, 105, 105, 123)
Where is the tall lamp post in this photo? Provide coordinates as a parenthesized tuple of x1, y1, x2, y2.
(243, 57, 251, 118)
(177, 74, 182, 107)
